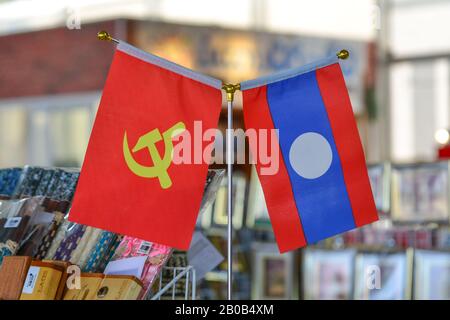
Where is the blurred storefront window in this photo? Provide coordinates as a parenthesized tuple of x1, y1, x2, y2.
(390, 59, 449, 161)
(0, 95, 98, 168)
(0, 107, 26, 167)
(386, 0, 450, 161)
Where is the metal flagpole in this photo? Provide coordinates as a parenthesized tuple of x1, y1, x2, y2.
(222, 83, 240, 300)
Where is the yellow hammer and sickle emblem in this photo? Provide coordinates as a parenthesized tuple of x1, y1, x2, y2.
(123, 122, 186, 189)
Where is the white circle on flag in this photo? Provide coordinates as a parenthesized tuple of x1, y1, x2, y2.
(289, 132, 333, 179)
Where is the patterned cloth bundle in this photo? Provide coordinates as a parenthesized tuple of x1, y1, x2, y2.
(0, 168, 23, 197)
(11, 166, 80, 203)
(110, 236, 173, 299)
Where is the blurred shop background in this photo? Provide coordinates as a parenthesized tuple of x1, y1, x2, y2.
(0, 0, 449, 299)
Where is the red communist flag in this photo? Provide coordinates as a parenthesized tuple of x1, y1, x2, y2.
(69, 42, 222, 249)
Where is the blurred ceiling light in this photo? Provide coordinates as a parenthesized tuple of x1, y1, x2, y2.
(434, 129, 450, 145)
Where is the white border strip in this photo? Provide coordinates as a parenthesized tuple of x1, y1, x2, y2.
(117, 41, 222, 90)
(240, 55, 339, 90)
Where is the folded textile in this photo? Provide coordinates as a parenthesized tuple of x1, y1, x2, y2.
(35, 169, 55, 196)
(16, 210, 56, 257)
(110, 236, 172, 299)
(52, 170, 80, 201)
(96, 234, 123, 273)
(83, 230, 117, 273)
(0, 240, 19, 265)
(19, 167, 45, 197)
(44, 219, 71, 260)
(34, 211, 65, 260)
(67, 226, 94, 265)
(45, 169, 62, 199)
(52, 223, 87, 261)
(0, 168, 23, 197)
(75, 227, 103, 269)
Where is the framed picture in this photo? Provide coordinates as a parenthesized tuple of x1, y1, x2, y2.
(413, 249, 450, 300)
(435, 227, 450, 249)
(251, 242, 295, 299)
(209, 172, 246, 230)
(302, 249, 355, 300)
(197, 201, 213, 229)
(368, 163, 391, 214)
(195, 169, 226, 229)
(354, 250, 413, 300)
(246, 165, 271, 230)
(391, 161, 450, 223)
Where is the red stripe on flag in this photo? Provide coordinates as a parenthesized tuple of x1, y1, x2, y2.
(243, 86, 307, 252)
(316, 64, 378, 227)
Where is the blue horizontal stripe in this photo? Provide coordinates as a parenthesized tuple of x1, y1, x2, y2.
(266, 70, 356, 243)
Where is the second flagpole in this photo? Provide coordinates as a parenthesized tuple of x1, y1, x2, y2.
(222, 83, 240, 300)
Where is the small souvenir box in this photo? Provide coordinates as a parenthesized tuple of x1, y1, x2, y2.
(63, 273, 105, 300)
(42, 260, 72, 300)
(20, 261, 64, 300)
(63, 273, 143, 300)
(95, 275, 143, 300)
(0, 256, 32, 300)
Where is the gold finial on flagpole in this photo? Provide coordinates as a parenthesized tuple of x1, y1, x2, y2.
(222, 83, 240, 102)
(97, 30, 119, 43)
(337, 49, 350, 60)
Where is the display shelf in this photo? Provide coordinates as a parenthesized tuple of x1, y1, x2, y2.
(149, 266, 197, 300)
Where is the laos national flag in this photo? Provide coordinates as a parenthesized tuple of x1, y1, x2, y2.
(242, 56, 378, 253)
